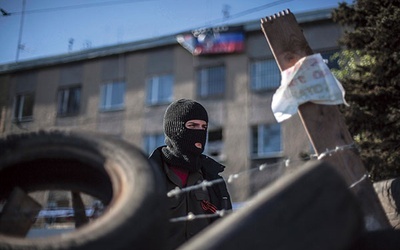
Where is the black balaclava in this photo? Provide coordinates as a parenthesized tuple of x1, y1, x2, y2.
(161, 99, 208, 172)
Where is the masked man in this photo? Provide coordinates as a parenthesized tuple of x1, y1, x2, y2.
(149, 99, 232, 250)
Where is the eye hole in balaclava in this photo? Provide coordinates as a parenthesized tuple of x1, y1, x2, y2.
(162, 99, 208, 171)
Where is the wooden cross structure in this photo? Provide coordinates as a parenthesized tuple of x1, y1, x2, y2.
(260, 9, 390, 230)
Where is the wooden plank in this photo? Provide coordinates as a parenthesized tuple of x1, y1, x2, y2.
(179, 161, 363, 250)
(259, 9, 391, 230)
(71, 191, 89, 228)
(0, 187, 42, 237)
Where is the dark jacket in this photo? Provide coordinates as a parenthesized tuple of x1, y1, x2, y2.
(149, 146, 232, 250)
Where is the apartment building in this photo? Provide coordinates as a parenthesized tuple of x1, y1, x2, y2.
(0, 8, 343, 201)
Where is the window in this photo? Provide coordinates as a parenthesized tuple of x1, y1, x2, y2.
(250, 59, 281, 91)
(143, 134, 165, 155)
(197, 66, 225, 98)
(251, 123, 282, 158)
(146, 74, 173, 105)
(13, 93, 34, 122)
(320, 49, 340, 70)
(205, 129, 225, 162)
(100, 81, 125, 111)
(57, 86, 81, 116)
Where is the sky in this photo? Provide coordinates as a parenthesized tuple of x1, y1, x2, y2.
(0, 0, 351, 65)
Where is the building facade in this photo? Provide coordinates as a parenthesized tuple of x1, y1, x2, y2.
(0, 8, 343, 201)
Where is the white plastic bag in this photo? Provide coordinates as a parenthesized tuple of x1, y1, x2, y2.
(271, 53, 348, 122)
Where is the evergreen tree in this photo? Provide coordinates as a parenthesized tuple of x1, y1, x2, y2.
(332, 0, 400, 181)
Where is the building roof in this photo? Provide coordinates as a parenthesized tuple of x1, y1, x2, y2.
(0, 8, 333, 74)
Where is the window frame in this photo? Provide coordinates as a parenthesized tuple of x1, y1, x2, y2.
(143, 133, 165, 155)
(197, 65, 226, 98)
(250, 58, 281, 92)
(250, 123, 283, 159)
(99, 81, 126, 111)
(13, 92, 35, 122)
(145, 74, 174, 106)
(204, 128, 225, 162)
(57, 85, 81, 117)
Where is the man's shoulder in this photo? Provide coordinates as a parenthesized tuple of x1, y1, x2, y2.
(200, 155, 225, 177)
(148, 146, 165, 163)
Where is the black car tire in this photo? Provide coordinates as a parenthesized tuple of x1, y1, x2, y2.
(0, 130, 168, 250)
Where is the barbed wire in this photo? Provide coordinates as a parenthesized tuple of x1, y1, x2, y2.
(227, 160, 287, 184)
(310, 143, 357, 160)
(349, 173, 368, 189)
(168, 143, 370, 223)
(170, 209, 231, 223)
(167, 179, 224, 198)
(168, 142, 360, 200)
(167, 160, 291, 199)
(0, 142, 370, 225)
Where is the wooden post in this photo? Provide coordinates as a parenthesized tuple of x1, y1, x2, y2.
(71, 191, 89, 228)
(260, 9, 391, 230)
(0, 187, 42, 237)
